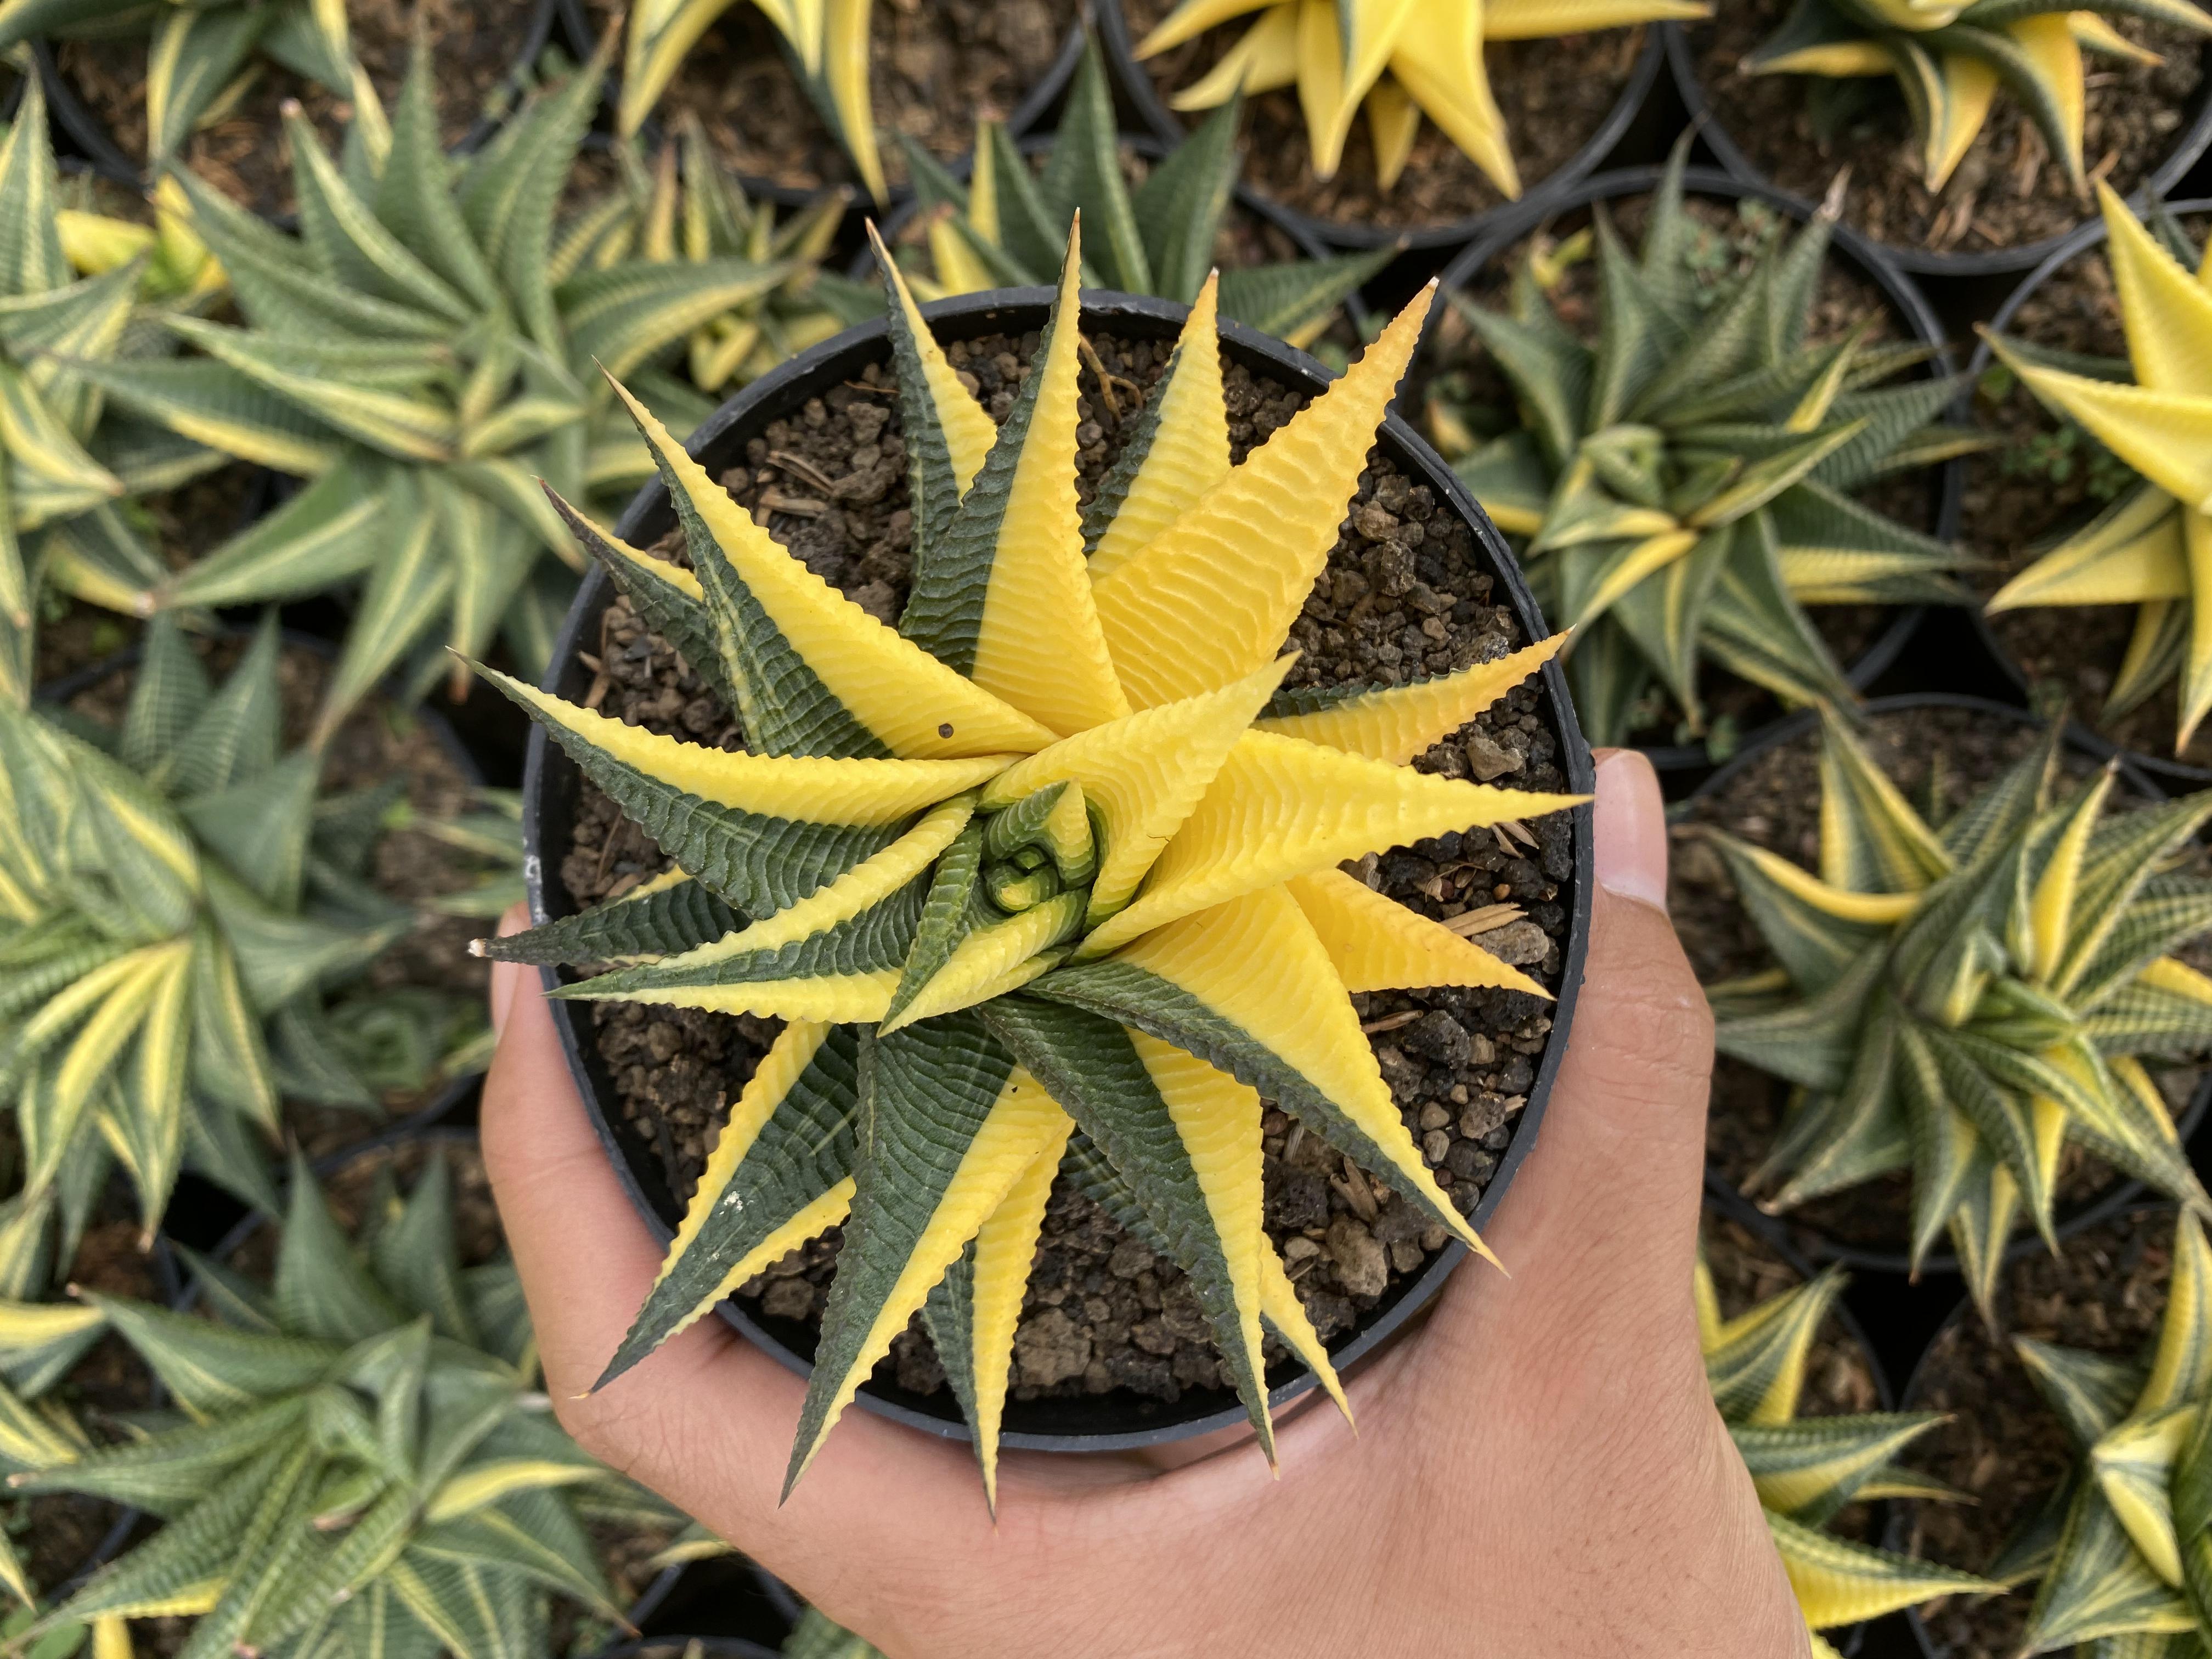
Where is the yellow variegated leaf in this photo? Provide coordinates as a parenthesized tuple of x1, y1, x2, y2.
(1286, 866, 1549, 998)
(1079, 730, 1584, 957)
(1086, 276, 1231, 586)
(1093, 290, 1432, 709)
(1254, 633, 1566, 765)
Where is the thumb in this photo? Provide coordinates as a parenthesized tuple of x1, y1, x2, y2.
(1480, 748, 1713, 1324)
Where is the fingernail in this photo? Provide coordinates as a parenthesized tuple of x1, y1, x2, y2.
(1593, 748, 1667, 911)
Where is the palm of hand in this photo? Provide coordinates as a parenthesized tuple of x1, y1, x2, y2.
(482, 758, 1807, 1659)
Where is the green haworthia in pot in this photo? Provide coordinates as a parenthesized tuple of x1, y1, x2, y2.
(884, 32, 1392, 353)
(496, 225, 1592, 1504)
(1432, 143, 1981, 752)
(7, 1146, 683, 1654)
(0, 616, 456, 1284)
(57, 33, 789, 737)
(1699, 706, 2212, 1317)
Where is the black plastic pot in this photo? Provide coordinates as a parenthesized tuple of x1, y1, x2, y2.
(32, 0, 560, 189)
(1963, 200, 2212, 793)
(1694, 694, 2212, 1280)
(557, 0, 1085, 215)
(1095, 0, 1666, 255)
(584, 1643, 778, 1659)
(1433, 165, 1965, 774)
(519, 283, 1596, 1453)
(1663, 21, 2212, 281)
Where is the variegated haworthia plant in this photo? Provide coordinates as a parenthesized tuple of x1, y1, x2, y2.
(484, 227, 1582, 1504)
(8, 1148, 684, 1655)
(0, 0, 376, 168)
(1746, 0, 2212, 194)
(1702, 708, 2212, 1316)
(1697, 1245, 1993, 1656)
(1983, 188, 2212, 760)
(1133, 0, 1709, 196)
(555, 112, 883, 398)
(891, 33, 1391, 353)
(1995, 1210, 2212, 1652)
(1438, 142, 1980, 749)
(0, 80, 233, 709)
(58, 36, 785, 738)
(0, 616, 447, 1284)
(618, 0, 884, 203)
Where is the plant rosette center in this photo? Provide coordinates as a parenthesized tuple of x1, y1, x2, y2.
(495, 223, 1587, 1509)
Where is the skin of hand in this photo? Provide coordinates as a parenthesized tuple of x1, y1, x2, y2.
(480, 747, 1809, 1659)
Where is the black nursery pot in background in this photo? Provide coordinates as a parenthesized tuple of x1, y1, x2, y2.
(519, 284, 1596, 1454)
(1690, 694, 2212, 1282)
(1661, 21, 2212, 280)
(1092, 0, 1667, 255)
(1430, 166, 1966, 775)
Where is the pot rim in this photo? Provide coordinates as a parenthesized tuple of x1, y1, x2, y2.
(32, 0, 559, 189)
(1660, 20, 2212, 279)
(1432, 163, 1966, 774)
(518, 282, 1596, 1453)
(1962, 198, 2212, 789)
(1092, 0, 1665, 253)
(1692, 692, 2212, 1277)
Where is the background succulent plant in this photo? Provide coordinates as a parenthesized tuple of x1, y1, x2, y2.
(1983, 188, 2212, 759)
(618, 0, 884, 202)
(1702, 709, 2212, 1313)
(62, 38, 788, 737)
(486, 232, 1579, 1503)
(9, 1148, 682, 1656)
(892, 35, 1390, 352)
(1437, 146, 1979, 748)
(554, 113, 882, 398)
(0, 616, 472, 1284)
(1698, 1248, 1992, 1655)
(1132, 0, 1709, 195)
(1999, 1210, 2212, 1650)
(0, 0, 373, 167)
(0, 81, 233, 709)
(1747, 0, 2212, 194)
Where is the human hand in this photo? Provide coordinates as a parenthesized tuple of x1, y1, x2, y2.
(481, 748, 1807, 1659)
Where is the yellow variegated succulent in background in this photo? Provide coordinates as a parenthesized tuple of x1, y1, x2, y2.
(1697, 1248, 1993, 1655)
(1748, 0, 2212, 192)
(555, 113, 883, 398)
(1133, 0, 1710, 195)
(1984, 188, 2212, 759)
(2001, 1211, 2212, 1651)
(1703, 709, 2212, 1317)
(9, 1150, 686, 1651)
(485, 225, 1582, 1504)
(619, 0, 885, 203)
